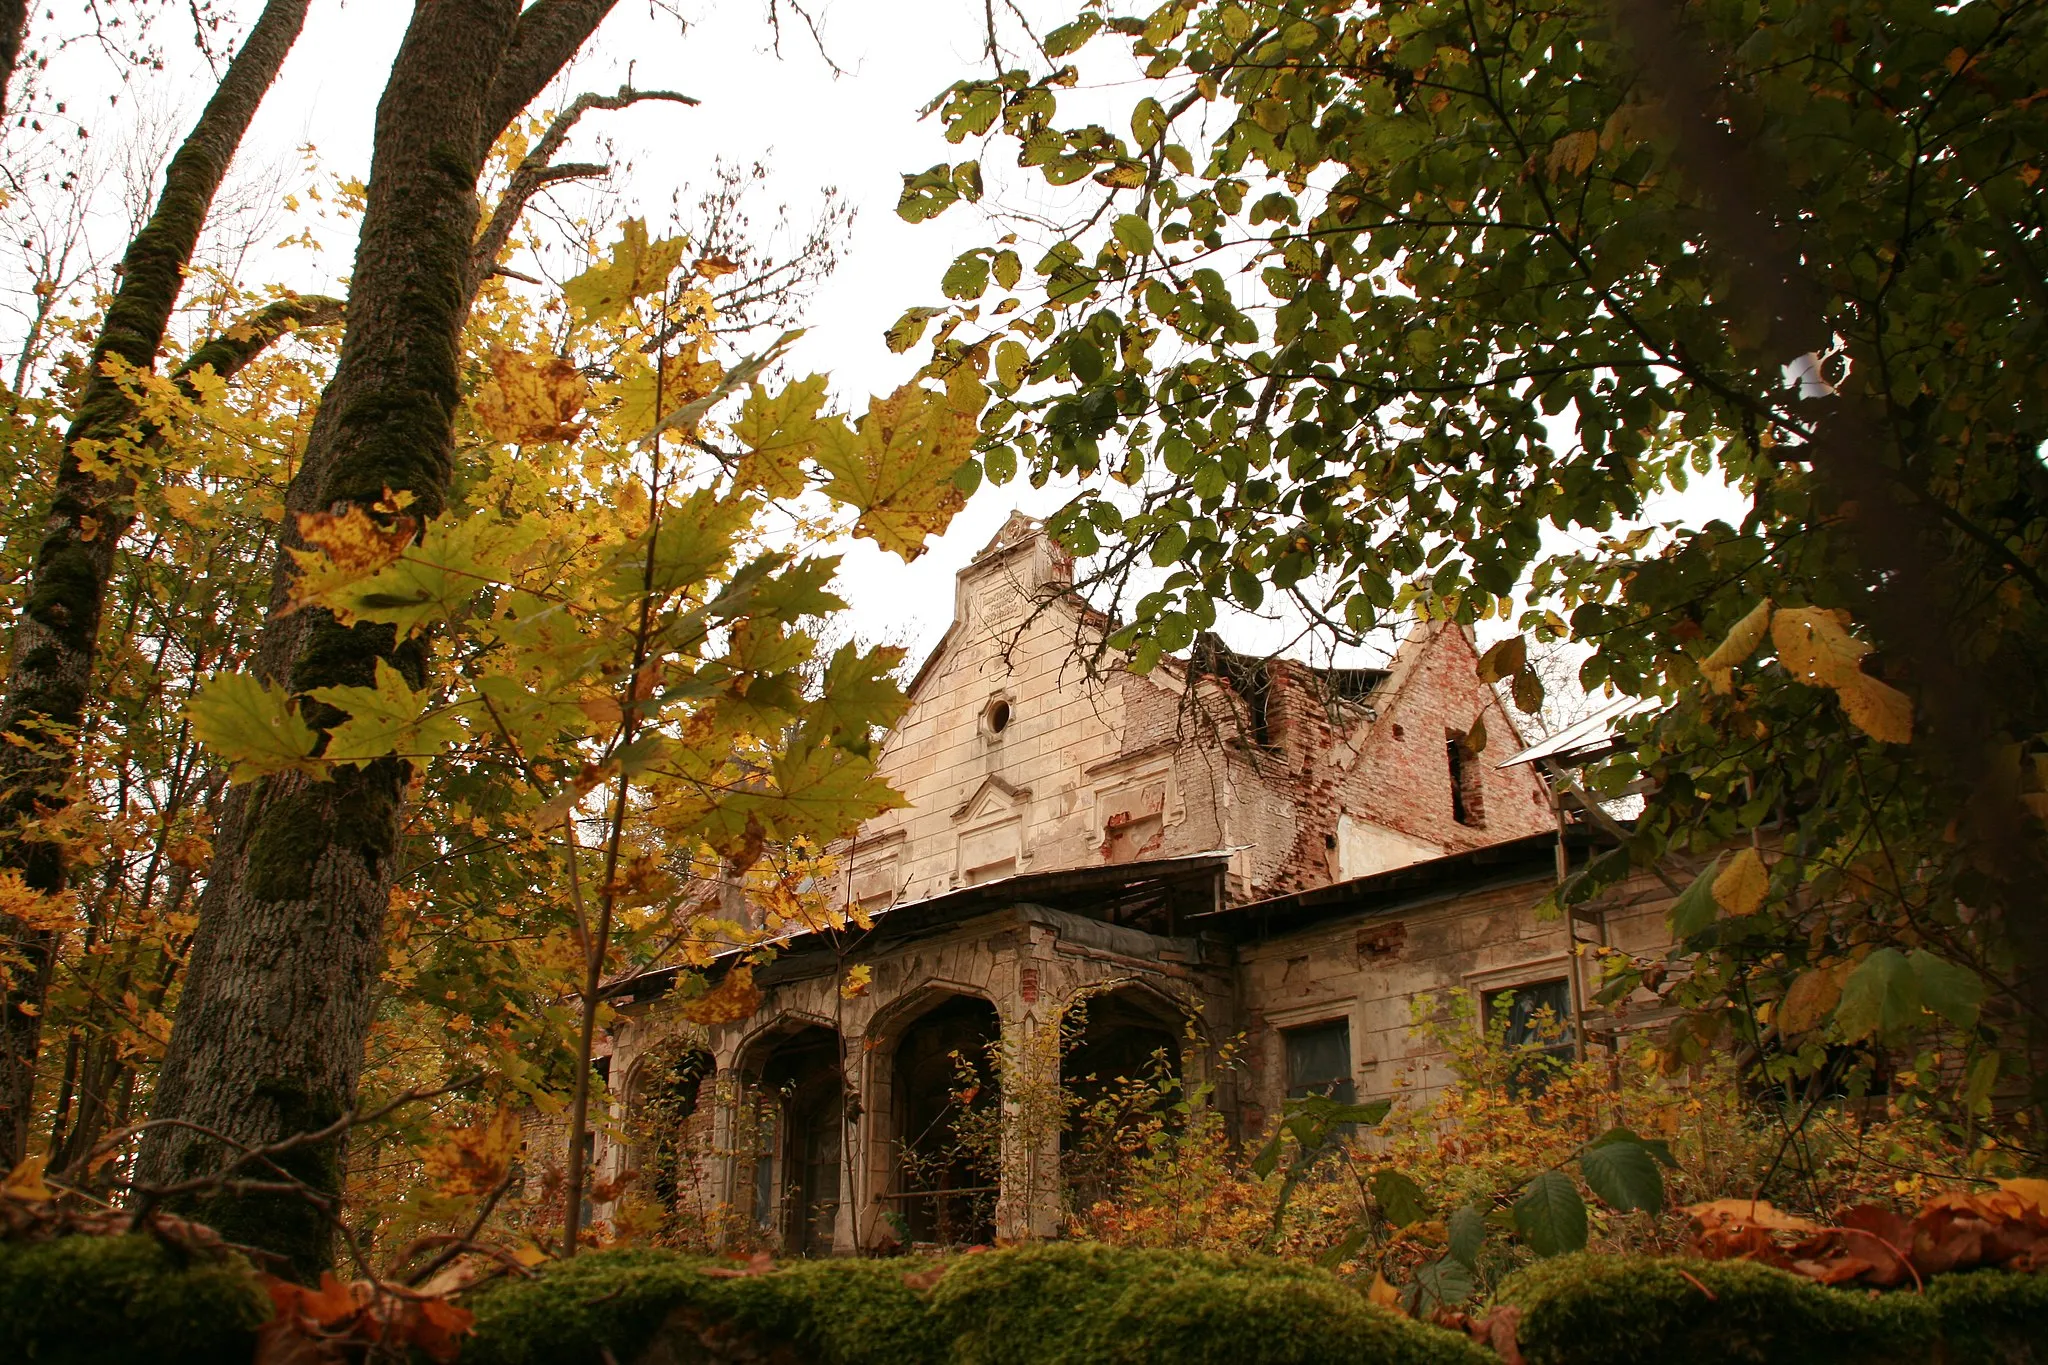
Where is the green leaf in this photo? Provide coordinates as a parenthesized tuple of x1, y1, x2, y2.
(1835, 947, 1919, 1041)
(1907, 949, 1984, 1030)
(1131, 96, 1168, 151)
(992, 249, 1022, 291)
(1250, 1132, 1284, 1180)
(1368, 1167, 1427, 1227)
(1113, 213, 1155, 256)
(1578, 1136, 1664, 1215)
(801, 643, 909, 753)
(1316, 1222, 1371, 1269)
(186, 674, 322, 784)
(1447, 1205, 1486, 1269)
(307, 659, 466, 766)
(1410, 1256, 1475, 1312)
(942, 252, 991, 300)
(1043, 13, 1101, 56)
(1667, 855, 1723, 939)
(1514, 1170, 1588, 1257)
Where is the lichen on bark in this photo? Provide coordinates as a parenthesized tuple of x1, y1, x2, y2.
(0, 0, 313, 1167)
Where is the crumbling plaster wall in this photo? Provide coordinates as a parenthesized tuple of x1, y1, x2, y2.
(1233, 867, 1678, 1133)
(845, 518, 1557, 910)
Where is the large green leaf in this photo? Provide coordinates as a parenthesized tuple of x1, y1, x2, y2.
(1579, 1135, 1664, 1216)
(1514, 1170, 1588, 1257)
(1667, 856, 1724, 939)
(185, 674, 321, 784)
(1447, 1205, 1487, 1269)
(1835, 947, 1920, 1041)
(1368, 1168, 1427, 1228)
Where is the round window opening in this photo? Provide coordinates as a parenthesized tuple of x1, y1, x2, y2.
(985, 699, 1012, 735)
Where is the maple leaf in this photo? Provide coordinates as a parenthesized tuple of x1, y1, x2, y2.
(683, 964, 765, 1025)
(564, 218, 688, 317)
(321, 514, 546, 639)
(186, 674, 323, 784)
(419, 1106, 519, 1197)
(813, 383, 973, 560)
(473, 349, 588, 445)
(307, 658, 467, 765)
(733, 375, 836, 498)
(0, 869, 74, 932)
(287, 504, 418, 612)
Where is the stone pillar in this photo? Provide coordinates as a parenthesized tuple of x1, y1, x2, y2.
(993, 1005, 1063, 1241)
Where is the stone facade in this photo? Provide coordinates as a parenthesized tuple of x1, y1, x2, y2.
(581, 514, 1672, 1253)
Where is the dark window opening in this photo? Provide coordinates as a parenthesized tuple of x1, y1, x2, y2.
(1283, 1019, 1355, 1104)
(1447, 729, 1486, 827)
(985, 698, 1011, 735)
(1482, 980, 1573, 1094)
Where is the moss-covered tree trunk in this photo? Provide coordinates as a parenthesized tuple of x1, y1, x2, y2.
(138, 0, 621, 1280)
(0, 0, 27, 117)
(0, 0, 309, 1169)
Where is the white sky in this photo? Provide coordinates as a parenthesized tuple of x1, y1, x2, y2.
(15, 0, 1747, 680)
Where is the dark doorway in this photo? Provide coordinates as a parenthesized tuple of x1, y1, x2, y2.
(1061, 988, 1183, 1209)
(891, 994, 1001, 1246)
(751, 1025, 844, 1256)
(633, 1047, 714, 1215)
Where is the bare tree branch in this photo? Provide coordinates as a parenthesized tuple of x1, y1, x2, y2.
(470, 86, 698, 295)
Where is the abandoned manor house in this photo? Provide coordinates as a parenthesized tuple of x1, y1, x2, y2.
(573, 513, 1680, 1253)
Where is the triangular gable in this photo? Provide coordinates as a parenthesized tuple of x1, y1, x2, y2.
(952, 773, 1032, 823)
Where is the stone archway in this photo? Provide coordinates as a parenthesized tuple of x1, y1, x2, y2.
(1060, 983, 1191, 1213)
(868, 990, 1002, 1248)
(736, 1021, 845, 1256)
(622, 1043, 715, 1231)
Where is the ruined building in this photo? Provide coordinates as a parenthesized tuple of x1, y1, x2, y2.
(585, 514, 1676, 1252)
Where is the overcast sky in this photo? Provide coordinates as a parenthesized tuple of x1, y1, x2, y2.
(19, 0, 1743, 680)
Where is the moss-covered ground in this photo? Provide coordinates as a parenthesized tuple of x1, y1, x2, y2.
(3, 1234, 2043, 1364)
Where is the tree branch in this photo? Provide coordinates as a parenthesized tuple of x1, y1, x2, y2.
(470, 87, 698, 293)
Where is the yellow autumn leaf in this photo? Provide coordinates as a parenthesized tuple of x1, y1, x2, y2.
(420, 1106, 520, 1197)
(1769, 605, 1868, 689)
(1712, 847, 1768, 916)
(1546, 128, 1597, 180)
(813, 383, 974, 560)
(683, 964, 765, 1025)
(287, 503, 418, 612)
(733, 375, 836, 499)
(473, 349, 588, 445)
(1368, 1270, 1401, 1310)
(1700, 598, 1771, 694)
(1835, 670, 1914, 744)
(1999, 1177, 2048, 1215)
(0, 868, 73, 932)
(3, 1154, 52, 1201)
(1778, 963, 1844, 1035)
(840, 963, 873, 999)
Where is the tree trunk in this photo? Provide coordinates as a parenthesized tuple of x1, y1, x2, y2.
(0, 0, 26, 118)
(139, 0, 622, 1280)
(0, 0, 310, 1169)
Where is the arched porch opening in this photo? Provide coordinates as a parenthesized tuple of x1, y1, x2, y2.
(624, 1044, 715, 1223)
(886, 993, 1001, 1247)
(1061, 984, 1187, 1211)
(739, 1022, 844, 1256)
